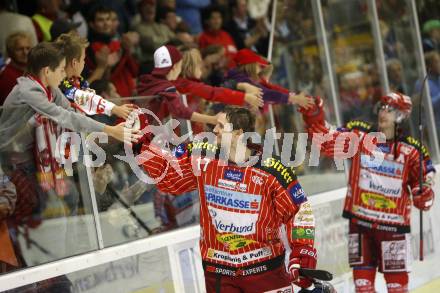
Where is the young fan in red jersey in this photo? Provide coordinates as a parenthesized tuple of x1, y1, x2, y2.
(55, 32, 135, 120)
(137, 45, 219, 126)
(299, 92, 435, 293)
(174, 47, 263, 134)
(225, 48, 314, 108)
(140, 106, 317, 292)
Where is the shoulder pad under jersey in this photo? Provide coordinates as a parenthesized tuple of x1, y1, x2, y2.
(255, 156, 297, 189)
(400, 136, 430, 158)
(345, 120, 372, 132)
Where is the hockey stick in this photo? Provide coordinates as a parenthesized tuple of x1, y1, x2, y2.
(299, 268, 333, 281)
(108, 187, 154, 235)
(417, 74, 429, 261)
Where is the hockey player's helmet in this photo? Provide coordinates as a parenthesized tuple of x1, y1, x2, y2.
(377, 92, 412, 123)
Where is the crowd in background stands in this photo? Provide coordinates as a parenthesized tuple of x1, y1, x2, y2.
(0, 0, 272, 104)
(0, 0, 439, 290)
(0, 1, 276, 285)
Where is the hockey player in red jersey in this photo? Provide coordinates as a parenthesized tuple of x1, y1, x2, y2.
(299, 92, 435, 293)
(140, 106, 317, 292)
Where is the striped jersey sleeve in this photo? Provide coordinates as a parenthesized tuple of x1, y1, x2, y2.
(139, 143, 197, 195)
(259, 157, 315, 248)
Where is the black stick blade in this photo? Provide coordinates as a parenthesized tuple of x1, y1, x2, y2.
(299, 268, 333, 281)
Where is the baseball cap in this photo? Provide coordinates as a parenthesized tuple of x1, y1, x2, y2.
(234, 49, 269, 66)
(50, 18, 81, 40)
(423, 19, 440, 34)
(151, 45, 183, 76)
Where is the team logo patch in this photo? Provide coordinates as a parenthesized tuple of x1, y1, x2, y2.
(218, 179, 247, 192)
(359, 169, 403, 197)
(224, 169, 244, 182)
(361, 192, 396, 209)
(293, 203, 315, 226)
(262, 157, 295, 185)
(288, 182, 307, 205)
(173, 143, 186, 158)
(206, 247, 272, 265)
(292, 227, 315, 240)
(252, 175, 263, 185)
(205, 185, 260, 211)
(360, 155, 403, 177)
(426, 159, 435, 173)
(208, 206, 258, 235)
(352, 205, 404, 223)
(216, 233, 256, 251)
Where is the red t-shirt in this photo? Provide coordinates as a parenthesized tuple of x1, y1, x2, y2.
(0, 63, 24, 105)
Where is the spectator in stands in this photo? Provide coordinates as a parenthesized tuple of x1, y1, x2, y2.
(156, 6, 179, 32)
(175, 29, 197, 48)
(137, 45, 218, 125)
(339, 71, 375, 121)
(387, 59, 406, 94)
(201, 44, 228, 85)
(133, 0, 175, 51)
(174, 47, 263, 133)
(225, 0, 269, 55)
(0, 0, 37, 57)
(176, 0, 210, 35)
(32, 0, 63, 41)
(65, 0, 90, 38)
(0, 32, 32, 105)
(225, 48, 314, 107)
(199, 5, 237, 67)
(419, 51, 440, 127)
(50, 18, 81, 41)
(90, 79, 122, 104)
(109, 10, 121, 38)
(87, 5, 139, 97)
(422, 19, 440, 52)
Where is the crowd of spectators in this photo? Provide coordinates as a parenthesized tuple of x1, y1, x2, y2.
(0, 0, 275, 287)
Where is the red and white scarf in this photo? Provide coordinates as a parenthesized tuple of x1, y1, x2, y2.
(29, 76, 68, 197)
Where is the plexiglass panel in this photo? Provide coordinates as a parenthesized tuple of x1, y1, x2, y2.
(322, 0, 384, 123)
(270, 0, 346, 195)
(0, 104, 99, 275)
(379, 0, 439, 162)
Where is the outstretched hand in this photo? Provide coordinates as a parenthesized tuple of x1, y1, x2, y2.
(241, 82, 263, 98)
(289, 92, 315, 109)
(244, 93, 264, 108)
(104, 122, 143, 145)
(112, 104, 137, 119)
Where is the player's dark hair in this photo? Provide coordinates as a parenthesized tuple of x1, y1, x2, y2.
(224, 106, 256, 133)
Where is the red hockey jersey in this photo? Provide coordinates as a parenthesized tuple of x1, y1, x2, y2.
(140, 140, 315, 272)
(313, 120, 435, 233)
